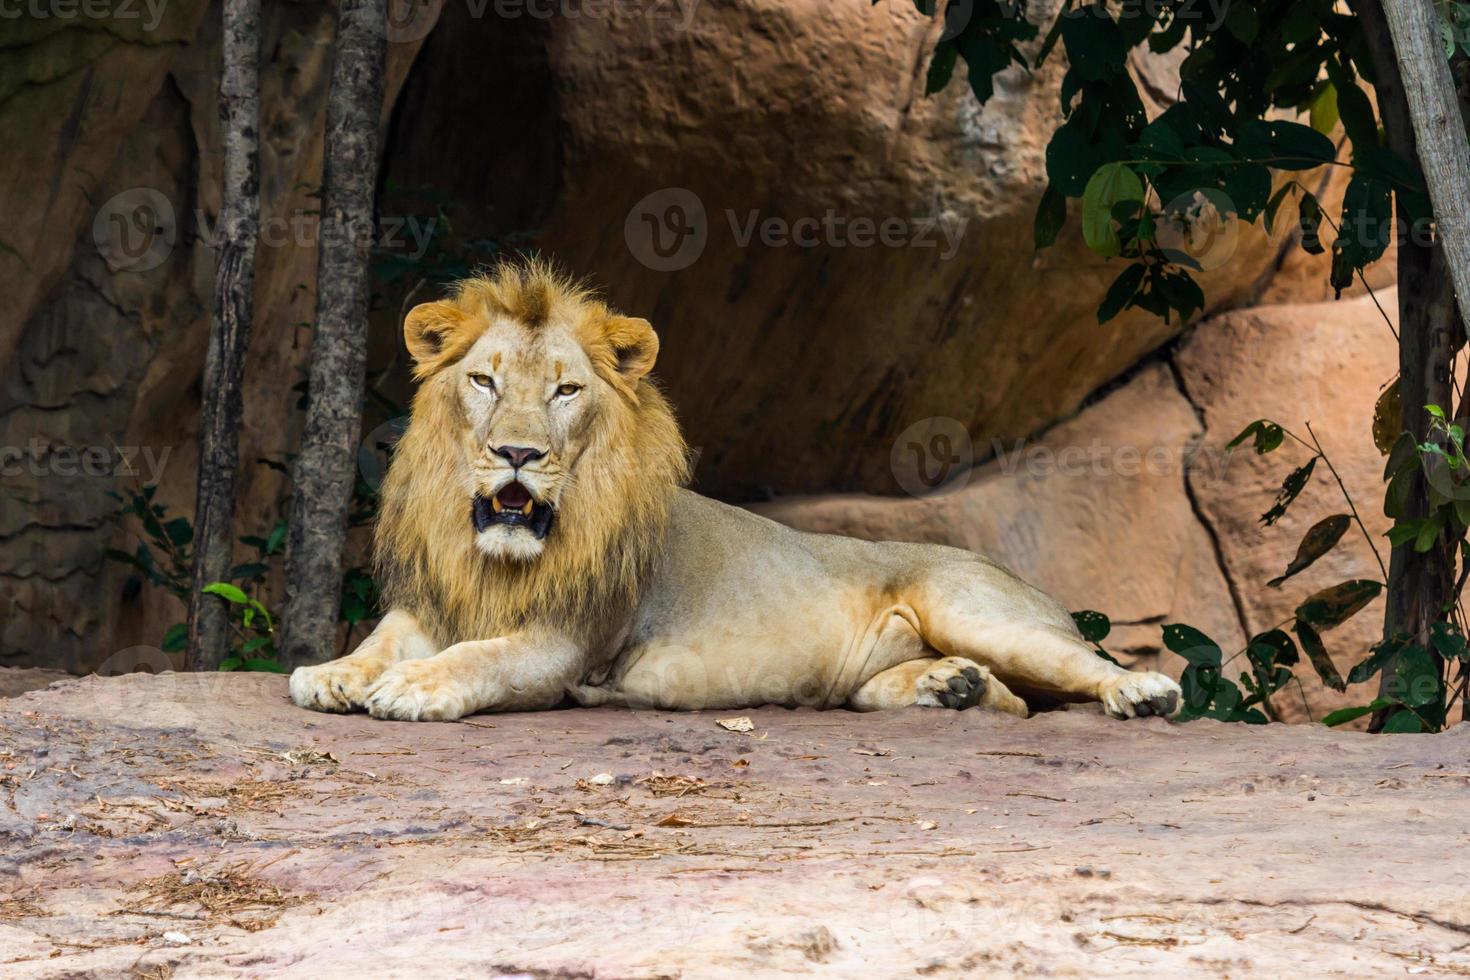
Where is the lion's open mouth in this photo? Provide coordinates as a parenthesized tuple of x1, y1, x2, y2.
(472, 482, 555, 539)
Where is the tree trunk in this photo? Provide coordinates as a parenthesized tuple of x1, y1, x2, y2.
(1381, 0, 1470, 344)
(280, 0, 387, 668)
(186, 0, 260, 671)
(1358, 0, 1459, 722)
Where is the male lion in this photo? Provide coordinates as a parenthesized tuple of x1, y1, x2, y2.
(290, 261, 1182, 723)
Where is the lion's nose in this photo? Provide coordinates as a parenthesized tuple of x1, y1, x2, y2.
(492, 445, 546, 469)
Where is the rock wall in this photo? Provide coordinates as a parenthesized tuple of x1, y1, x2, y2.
(757, 289, 1400, 721)
(1, 2, 425, 671)
(0, 0, 1394, 690)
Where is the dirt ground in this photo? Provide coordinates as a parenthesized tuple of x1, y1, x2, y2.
(1, 673, 1468, 978)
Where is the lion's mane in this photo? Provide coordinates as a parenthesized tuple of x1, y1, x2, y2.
(373, 260, 691, 647)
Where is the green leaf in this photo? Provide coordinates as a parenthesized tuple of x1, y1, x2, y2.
(1072, 610, 1112, 643)
(218, 656, 243, 672)
(266, 522, 288, 555)
(1381, 709, 1423, 733)
(1348, 636, 1408, 685)
(1308, 81, 1338, 136)
(1163, 623, 1223, 668)
(1224, 1, 1259, 44)
(1430, 622, 1469, 662)
(1322, 698, 1392, 727)
(1296, 580, 1383, 631)
(1227, 420, 1285, 455)
(1298, 192, 1325, 254)
(1081, 163, 1144, 257)
(161, 622, 188, 654)
(1294, 621, 1346, 692)
(1060, 5, 1127, 82)
(925, 42, 959, 94)
(1261, 456, 1318, 526)
(242, 657, 289, 674)
(1263, 182, 1295, 237)
(203, 582, 250, 604)
(1097, 262, 1146, 323)
(1390, 644, 1441, 709)
(241, 636, 271, 654)
(1335, 80, 1379, 153)
(1034, 183, 1067, 250)
(164, 517, 194, 547)
(1269, 514, 1351, 587)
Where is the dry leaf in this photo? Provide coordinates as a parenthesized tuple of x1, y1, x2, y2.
(587, 773, 615, 786)
(280, 749, 338, 766)
(716, 716, 754, 733)
(917, 820, 938, 831)
(851, 746, 890, 757)
(499, 777, 528, 786)
(656, 812, 699, 827)
(730, 758, 750, 769)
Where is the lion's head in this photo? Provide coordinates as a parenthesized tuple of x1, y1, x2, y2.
(374, 259, 690, 645)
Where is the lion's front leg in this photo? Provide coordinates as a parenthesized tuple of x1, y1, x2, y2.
(364, 630, 584, 722)
(289, 610, 437, 713)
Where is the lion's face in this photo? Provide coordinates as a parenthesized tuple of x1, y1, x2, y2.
(399, 265, 664, 565)
(455, 319, 604, 561)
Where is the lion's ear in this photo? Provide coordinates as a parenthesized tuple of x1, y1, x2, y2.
(404, 301, 476, 378)
(602, 316, 659, 384)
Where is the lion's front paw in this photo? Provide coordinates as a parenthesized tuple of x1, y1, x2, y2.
(290, 658, 386, 713)
(1099, 670, 1181, 719)
(363, 660, 473, 722)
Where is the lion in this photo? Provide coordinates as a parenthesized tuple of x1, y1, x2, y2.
(289, 260, 1182, 723)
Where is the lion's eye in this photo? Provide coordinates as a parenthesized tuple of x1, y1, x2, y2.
(555, 383, 582, 398)
(469, 373, 495, 394)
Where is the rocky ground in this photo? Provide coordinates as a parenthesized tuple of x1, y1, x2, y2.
(1, 674, 1468, 977)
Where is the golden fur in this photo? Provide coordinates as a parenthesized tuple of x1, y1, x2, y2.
(291, 260, 1182, 724)
(374, 260, 690, 648)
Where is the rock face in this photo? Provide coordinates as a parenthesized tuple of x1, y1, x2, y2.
(758, 290, 1400, 722)
(395, 0, 1342, 497)
(0, 0, 1389, 677)
(1, 6, 424, 671)
(3, 674, 1468, 977)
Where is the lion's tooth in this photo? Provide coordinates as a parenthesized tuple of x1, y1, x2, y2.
(521, 500, 534, 516)
(491, 497, 504, 513)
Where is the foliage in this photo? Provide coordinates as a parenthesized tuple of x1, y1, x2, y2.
(1081, 411, 1470, 732)
(913, 0, 1426, 324)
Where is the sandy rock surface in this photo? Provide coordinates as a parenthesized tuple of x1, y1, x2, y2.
(2, 673, 1467, 977)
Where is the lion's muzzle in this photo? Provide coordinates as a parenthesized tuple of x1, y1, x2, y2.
(472, 482, 555, 539)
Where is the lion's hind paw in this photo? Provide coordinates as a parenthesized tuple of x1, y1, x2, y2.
(914, 657, 989, 710)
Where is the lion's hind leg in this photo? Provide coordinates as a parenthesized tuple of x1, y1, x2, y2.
(911, 566, 1181, 719)
(847, 656, 1028, 716)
